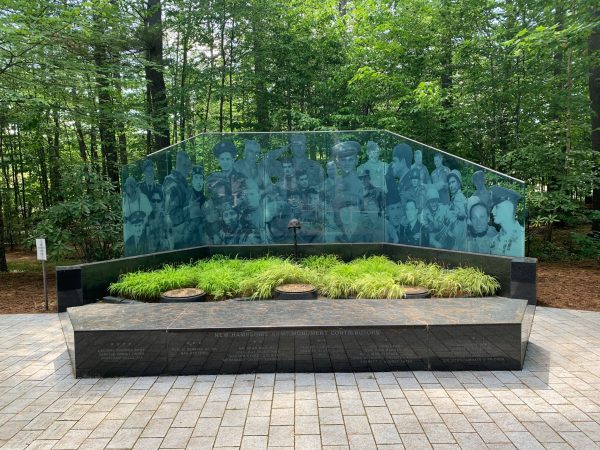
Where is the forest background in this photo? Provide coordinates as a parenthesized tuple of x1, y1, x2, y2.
(0, 0, 599, 268)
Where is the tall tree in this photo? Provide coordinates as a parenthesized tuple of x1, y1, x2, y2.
(143, 0, 170, 153)
(590, 3, 600, 233)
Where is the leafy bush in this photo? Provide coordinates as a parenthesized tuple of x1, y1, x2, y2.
(27, 168, 122, 262)
(569, 233, 600, 260)
(108, 255, 500, 301)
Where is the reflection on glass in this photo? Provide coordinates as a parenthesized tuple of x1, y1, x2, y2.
(121, 131, 526, 258)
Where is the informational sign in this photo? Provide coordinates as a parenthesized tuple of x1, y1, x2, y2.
(36, 238, 47, 261)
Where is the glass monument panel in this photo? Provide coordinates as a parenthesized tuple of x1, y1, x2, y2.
(121, 130, 526, 257)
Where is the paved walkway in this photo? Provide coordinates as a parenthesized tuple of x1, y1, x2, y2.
(0, 307, 599, 449)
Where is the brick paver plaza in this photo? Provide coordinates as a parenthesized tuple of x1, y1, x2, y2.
(0, 307, 599, 449)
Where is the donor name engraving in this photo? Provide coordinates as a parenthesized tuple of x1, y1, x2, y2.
(213, 329, 381, 338)
(98, 342, 145, 361)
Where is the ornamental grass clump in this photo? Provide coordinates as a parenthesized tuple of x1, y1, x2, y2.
(240, 260, 316, 299)
(300, 254, 342, 271)
(440, 267, 500, 297)
(108, 263, 199, 301)
(108, 254, 500, 301)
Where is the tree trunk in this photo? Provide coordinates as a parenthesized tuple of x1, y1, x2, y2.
(219, 12, 226, 133)
(144, 0, 170, 153)
(0, 128, 7, 272)
(179, 28, 189, 141)
(93, 17, 119, 185)
(203, 19, 215, 133)
(251, 11, 269, 131)
(590, 5, 600, 233)
(48, 109, 62, 202)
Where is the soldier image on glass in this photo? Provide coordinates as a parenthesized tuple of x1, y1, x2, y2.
(400, 199, 428, 246)
(386, 143, 413, 202)
(276, 158, 298, 197)
(421, 186, 451, 249)
(357, 140, 387, 192)
(125, 210, 150, 256)
(471, 170, 491, 210)
(264, 200, 293, 244)
(489, 185, 524, 257)
(333, 193, 372, 243)
(234, 140, 261, 182)
(297, 188, 324, 243)
(289, 133, 323, 187)
(384, 185, 405, 243)
(466, 196, 497, 254)
(138, 159, 162, 201)
(212, 201, 243, 245)
(410, 149, 431, 185)
(207, 141, 246, 207)
(446, 169, 468, 251)
(238, 179, 266, 242)
(146, 190, 172, 252)
(332, 141, 362, 201)
(430, 152, 451, 204)
(162, 151, 192, 249)
(358, 167, 384, 242)
(123, 176, 152, 245)
(402, 167, 427, 212)
(183, 165, 206, 247)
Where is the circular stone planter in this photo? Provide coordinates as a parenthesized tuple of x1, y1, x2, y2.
(274, 284, 318, 300)
(403, 286, 432, 299)
(160, 288, 206, 303)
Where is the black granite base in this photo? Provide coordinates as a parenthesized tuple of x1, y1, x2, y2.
(67, 297, 531, 377)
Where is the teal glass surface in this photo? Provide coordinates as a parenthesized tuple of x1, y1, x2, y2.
(121, 131, 526, 257)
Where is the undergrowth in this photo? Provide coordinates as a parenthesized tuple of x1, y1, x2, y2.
(108, 255, 500, 301)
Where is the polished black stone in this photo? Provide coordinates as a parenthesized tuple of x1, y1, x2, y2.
(56, 266, 83, 313)
(511, 257, 537, 305)
(68, 297, 529, 377)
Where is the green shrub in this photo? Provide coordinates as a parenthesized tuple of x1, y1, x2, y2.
(27, 167, 122, 262)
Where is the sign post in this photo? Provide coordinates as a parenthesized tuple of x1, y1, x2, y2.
(36, 238, 48, 311)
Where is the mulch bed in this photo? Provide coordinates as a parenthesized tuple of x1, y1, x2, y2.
(1, 250, 598, 314)
(537, 260, 600, 311)
(0, 270, 57, 313)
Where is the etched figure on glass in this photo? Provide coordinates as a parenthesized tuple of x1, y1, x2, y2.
(358, 167, 384, 242)
(207, 141, 246, 207)
(123, 176, 152, 245)
(402, 167, 427, 212)
(239, 179, 265, 242)
(146, 190, 171, 252)
(384, 186, 405, 243)
(358, 141, 387, 192)
(290, 133, 323, 187)
(466, 196, 497, 254)
(163, 151, 192, 249)
(421, 187, 451, 249)
(400, 199, 427, 247)
(446, 169, 468, 251)
(264, 200, 293, 244)
(138, 159, 162, 201)
(333, 193, 372, 243)
(410, 149, 431, 185)
(489, 186, 524, 257)
(125, 210, 149, 256)
(332, 140, 361, 201)
(184, 165, 206, 247)
(386, 143, 412, 200)
(471, 170, 491, 210)
(430, 152, 451, 204)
